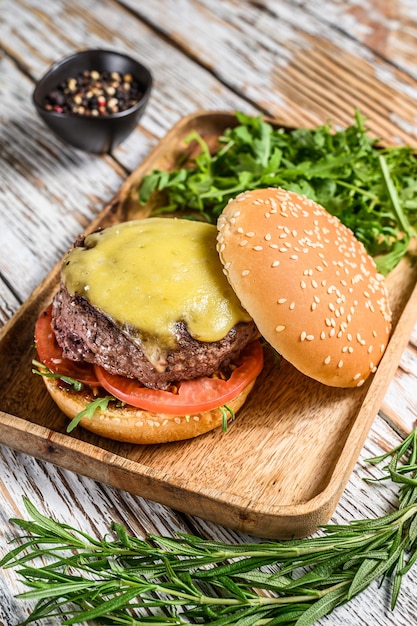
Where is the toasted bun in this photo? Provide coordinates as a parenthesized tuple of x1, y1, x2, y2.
(42, 376, 256, 444)
(217, 188, 392, 388)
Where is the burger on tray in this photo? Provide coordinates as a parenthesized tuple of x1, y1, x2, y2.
(34, 188, 392, 444)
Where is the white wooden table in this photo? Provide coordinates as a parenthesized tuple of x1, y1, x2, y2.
(1, 1, 417, 624)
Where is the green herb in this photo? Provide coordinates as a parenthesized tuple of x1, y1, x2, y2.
(32, 359, 116, 433)
(220, 404, 235, 431)
(139, 110, 417, 274)
(66, 395, 116, 433)
(32, 359, 85, 392)
(2, 430, 417, 625)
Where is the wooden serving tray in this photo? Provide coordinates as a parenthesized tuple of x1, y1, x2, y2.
(1, 111, 417, 539)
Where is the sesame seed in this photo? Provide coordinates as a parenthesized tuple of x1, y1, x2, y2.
(324, 355, 331, 364)
(253, 245, 263, 251)
(276, 325, 286, 332)
(289, 302, 295, 310)
(337, 360, 344, 368)
(306, 334, 314, 341)
(239, 240, 248, 246)
(290, 254, 298, 260)
(241, 269, 250, 276)
(265, 233, 272, 241)
(278, 298, 287, 304)
(272, 260, 280, 267)
(300, 331, 307, 341)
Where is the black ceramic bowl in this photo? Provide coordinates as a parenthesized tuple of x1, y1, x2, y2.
(33, 49, 153, 153)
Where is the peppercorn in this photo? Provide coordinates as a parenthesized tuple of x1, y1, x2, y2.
(43, 69, 144, 116)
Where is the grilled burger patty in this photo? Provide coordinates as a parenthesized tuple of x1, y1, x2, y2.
(51, 284, 259, 390)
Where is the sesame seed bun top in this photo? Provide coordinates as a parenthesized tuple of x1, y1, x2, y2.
(216, 187, 392, 388)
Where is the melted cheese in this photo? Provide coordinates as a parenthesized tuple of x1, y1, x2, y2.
(62, 218, 251, 351)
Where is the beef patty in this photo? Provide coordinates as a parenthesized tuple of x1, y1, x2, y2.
(51, 285, 259, 390)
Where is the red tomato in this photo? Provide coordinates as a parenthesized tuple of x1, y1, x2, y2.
(34, 305, 100, 386)
(94, 340, 264, 415)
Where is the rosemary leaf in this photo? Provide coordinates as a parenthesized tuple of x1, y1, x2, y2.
(1, 429, 417, 625)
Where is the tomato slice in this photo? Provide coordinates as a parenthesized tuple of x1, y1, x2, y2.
(94, 340, 264, 415)
(34, 305, 100, 386)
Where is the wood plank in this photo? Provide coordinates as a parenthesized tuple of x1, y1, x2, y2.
(126, 0, 417, 145)
(290, 0, 417, 80)
(380, 341, 417, 433)
(0, 282, 20, 326)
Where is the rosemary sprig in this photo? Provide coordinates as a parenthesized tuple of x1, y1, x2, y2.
(2, 429, 417, 625)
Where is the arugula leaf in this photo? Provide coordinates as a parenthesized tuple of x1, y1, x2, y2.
(32, 360, 84, 392)
(139, 110, 417, 274)
(32, 360, 117, 434)
(66, 396, 116, 433)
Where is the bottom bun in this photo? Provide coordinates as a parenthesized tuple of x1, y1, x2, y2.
(43, 376, 256, 444)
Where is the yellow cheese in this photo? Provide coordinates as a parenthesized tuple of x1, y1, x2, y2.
(62, 218, 251, 350)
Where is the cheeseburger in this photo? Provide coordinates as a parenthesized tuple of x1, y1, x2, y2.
(35, 188, 392, 444)
(34, 217, 263, 444)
